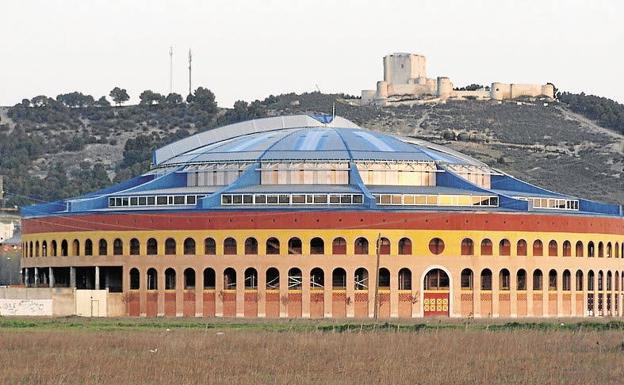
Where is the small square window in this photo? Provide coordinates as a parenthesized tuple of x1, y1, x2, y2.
(267, 195, 278, 204)
(353, 195, 363, 204)
(157, 196, 168, 205)
(255, 195, 267, 204)
(233, 195, 243, 204)
(138, 197, 147, 205)
(174, 196, 185, 205)
(221, 195, 232, 205)
(292, 194, 305, 204)
(130, 197, 138, 206)
(243, 195, 253, 204)
(313, 195, 327, 204)
(186, 195, 196, 205)
(279, 194, 290, 204)
(109, 198, 116, 207)
(147, 196, 156, 205)
(329, 195, 340, 204)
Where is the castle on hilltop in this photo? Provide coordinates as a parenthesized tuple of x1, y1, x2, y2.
(361, 53, 554, 106)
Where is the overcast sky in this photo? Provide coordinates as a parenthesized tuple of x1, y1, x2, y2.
(1, 0, 622, 107)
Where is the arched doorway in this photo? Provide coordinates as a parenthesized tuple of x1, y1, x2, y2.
(423, 268, 450, 317)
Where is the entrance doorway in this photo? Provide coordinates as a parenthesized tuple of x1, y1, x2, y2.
(423, 268, 450, 317)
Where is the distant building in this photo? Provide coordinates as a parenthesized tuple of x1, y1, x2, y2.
(20, 115, 624, 319)
(361, 53, 554, 106)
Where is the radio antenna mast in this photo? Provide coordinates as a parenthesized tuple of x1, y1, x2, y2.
(188, 49, 193, 97)
(169, 46, 173, 94)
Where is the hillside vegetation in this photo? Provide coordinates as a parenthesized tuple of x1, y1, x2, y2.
(1, 89, 623, 207)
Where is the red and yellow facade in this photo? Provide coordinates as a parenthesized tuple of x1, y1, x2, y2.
(20, 210, 624, 318)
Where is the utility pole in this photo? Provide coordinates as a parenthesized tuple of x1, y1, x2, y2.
(169, 46, 173, 95)
(0, 175, 4, 208)
(188, 49, 193, 98)
(373, 232, 381, 321)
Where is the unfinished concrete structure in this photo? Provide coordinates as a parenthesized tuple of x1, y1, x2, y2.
(20, 115, 624, 319)
(361, 53, 555, 105)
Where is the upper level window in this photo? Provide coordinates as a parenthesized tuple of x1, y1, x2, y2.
(185, 163, 250, 187)
(356, 161, 436, 186)
(260, 162, 349, 185)
(444, 164, 493, 189)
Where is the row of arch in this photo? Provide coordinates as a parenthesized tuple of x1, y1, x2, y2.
(460, 268, 621, 292)
(22, 237, 624, 259)
(127, 266, 623, 294)
(461, 238, 622, 258)
(129, 266, 413, 291)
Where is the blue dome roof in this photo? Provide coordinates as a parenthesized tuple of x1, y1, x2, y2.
(154, 114, 485, 167)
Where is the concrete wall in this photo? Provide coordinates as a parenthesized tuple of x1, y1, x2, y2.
(0, 288, 118, 317)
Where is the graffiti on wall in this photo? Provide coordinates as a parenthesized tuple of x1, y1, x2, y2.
(0, 299, 53, 316)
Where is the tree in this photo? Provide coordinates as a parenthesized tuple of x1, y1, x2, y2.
(165, 93, 183, 105)
(188, 87, 217, 112)
(94, 96, 111, 107)
(56, 92, 94, 108)
(139, 90, 165, 106)
(109, 87, 130, 107)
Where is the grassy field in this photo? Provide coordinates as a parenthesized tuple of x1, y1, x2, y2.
(1, 318, 624, 385)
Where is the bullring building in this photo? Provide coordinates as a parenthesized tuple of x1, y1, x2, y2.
(20, 115, 624, 318)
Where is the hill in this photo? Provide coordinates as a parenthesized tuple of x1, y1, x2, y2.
(1, 90, 623, 208)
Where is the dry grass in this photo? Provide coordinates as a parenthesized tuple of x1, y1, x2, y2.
(1, 320, 624, 385)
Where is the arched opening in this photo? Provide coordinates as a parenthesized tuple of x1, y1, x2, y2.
(84, 239, 92, 256)
(480, 239, 492, 256)
(460, 268, 473, 290)
(532, 240, 543, 256)
(598, 271, 604, 291)
(398, 238, 412, 255)
(499, 239, 511, 256)
(575, 241, 584, 257)
(165, 238, 176, 255)
(287, 237, 302, 255)
(113, 238, 123, 256)
(288, 268, 302, 290)
(147, 238, 158, 255)
(165, 268, 176, 290)
(616, 243, 620, 258)
(204, 238, 216, 255)
(517, 239, 527, 256)
(588, 270, 595, 291)
(147, 268, 158, 290)
(42, 240, 48, 257)
(563, 270, 571, 291)
(332, 237, 346, 255)
(27, 242, 32, 258)
(598, 242, 604, 258)
(183, 238, 196, 255)
(266, 267, 280, 289)
(266, 237, 280, 255)
(98, 239, 107, 256)
(244, 237, 258, 255)
(548, 240, 558, 256)
(35, 241, 40, 257)
(203, 268, 215, 289)
(332, 268, 346, 289)
(354, 237, 369, 255)
(310, 237, 324, 255)
(130, 238, 140, 255)
(461, 238, 474, 255)
(72, 240, 79, 256)
(378, 268, 390, 289)
(60, 240, 68, 257)
(223, 268, 237, 289)
(378, 237, 390, 255)
(244, 268, 258, 289)
(575, 270, 583, 291)
(51, 240, 57, 256)
(184, 268, 195, 289)
(607, 242, 612, 258)
(480, 269, 492, 290)
(429, 238, 445, 255)
(310, 268, 324, 289)
(129, 268, 140, 290)
(354, 268, 368, 290)
(548, 269, 557, 290)
(223, 238, 237, 255)
(424, 269, 450, 290)
(499, 269, 510, 290)
(517, 269, 527, 290)
(533, 269, 543, 290)
(563, 241, 571, 257)
(588, 241, 595, 257)
(398, 268, 412, 290)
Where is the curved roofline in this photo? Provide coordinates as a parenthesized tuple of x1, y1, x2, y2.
(153, 114, 361, 166)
